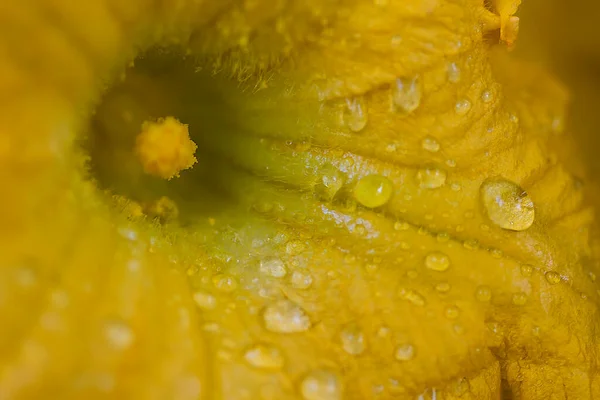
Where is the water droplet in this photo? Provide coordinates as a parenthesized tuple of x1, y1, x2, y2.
(481, 90, 493, 103)
(340, 324, 366, 355)
(544, 271, 561, 285)
(212, 274, 238, 293)
(421, 136, 440, 152)
(344, 97, 368, 132)
(475, 285, 492, 302)
(262, 300, 312, 333)
(435, 282, 451, 293)
(260, 257, 287, 278)
(416, 167, 447, 189)
(286, 240, 307, 255)
(398, 288, 426, 306)
(104, 319, 134, 350)
(244, 343, 285, 370)
(480, 179, 535, 231)
(193, 291, 217, 310)
(520, 264, 534, 277)
(394, 221, 410, 231)
(454, 99, 472, 115)
(291, 271, 313, 289)
(318, 164, 345, 200)
(394, 343, 415, 361)
(425, 252, 450, 272)
(444, 305, 460, 319)
(463, 239, 479, 250)
(300, 369, 343, 400)
(353, 175, 394, 208)
(392, 76, 422, 114)
(512, 292, 528, 306)
(447, 62, 461, 83)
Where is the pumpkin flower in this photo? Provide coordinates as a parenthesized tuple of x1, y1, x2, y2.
(1, 0, 600, 399)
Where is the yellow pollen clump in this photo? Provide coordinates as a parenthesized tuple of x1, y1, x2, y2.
(134, 117, 198, 180)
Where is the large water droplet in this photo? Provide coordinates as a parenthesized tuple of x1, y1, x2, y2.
(262, 300, 312, 333)
(416, 167, 447, 189)
(344, 97, 368, 132)
(340, 324, 366, 355)
(244, 343, 285, 370)
(353, 175, 394, 208)
(480, 179, 535, 231)
(260, 257, 287, 278)
(392, 76, 422, 114)
(421, 136, 440, 152)
(425, 252, 450, 272)
(300, 369, 343, 400)
(394, 343, 416, 361)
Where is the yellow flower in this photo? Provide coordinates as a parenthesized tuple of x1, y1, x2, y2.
(1, 0, 599, 399)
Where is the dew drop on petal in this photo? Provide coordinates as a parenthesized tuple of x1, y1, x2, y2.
(260, 257, 287, 278)
(212, 274, 238, 293)
(416, 167, 447, 189)
(353, 175, 394, 208)
(394, 343, 416, 361)
(480, 179, 535, 231)
(340, 324, 366, 355)
(520, 264, 534, 277)
(262, 300, 312, 333)
(392, 76, 422, 114)
(300, 369, 343, 400)
(318, 164, 345, 200)
(291, 270, 313, 289)
(425, 252, 450, 272)
(475, 285, 492, 302)
(512, 292, 528, 306)
(447, 62, 461, 83)
(421, 136, 440, 152)
(545, 271, 561, 285)
(244, 343, 285, 370)
(454, 99, 472, 115)
(444, 305, 460, 319)
(398, 288, 426, 306)
(344, 97, 368, 132)
(192, 291, 217, 310)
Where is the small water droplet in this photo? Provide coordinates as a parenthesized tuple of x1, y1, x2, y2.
(480, 179, 535, 231)
(353, 175, 394, 208)
(436, 232, 450, 243)
(193, 291, 217, 310)
(318, 164, 345, 200)
(475, 285, 492, 302)
(447, 62, 461, 83)
(260, 257, 287, 278)
(463, 239, 479, 250)
(286, 240, 307, 255)
(454, 99, 472, 115)
(244, 343, 285, 370)
(300, 369, 343, 400)
(416, 167, 447, 189)
(104, 319, 134, 350)
(544, 271, 561, 285)
(512, 292, 528, 306)
(398, 288, 426, 306)
(340, 324, 366, 355)
(425, 252, 450, 272)
(421, 136, 440, 152)
(392, 76, 422, 114)
(344, 97, 368, 132)
(394, 221, 410, 231)
(262, 300, 312, 333)
(481, 90, 493, 103)
(444, 305, 460, 319)
(520, 264, 534, 277)
(435, 282, 451, 293)
(291, 271, 313, 289)
(394, 343, 415, 361)
(213, 274, 238, 293)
